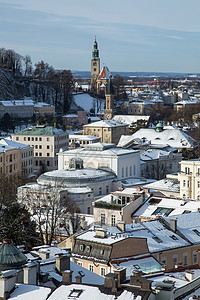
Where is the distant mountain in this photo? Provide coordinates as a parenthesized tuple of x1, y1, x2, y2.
(72, 70, 200, 79)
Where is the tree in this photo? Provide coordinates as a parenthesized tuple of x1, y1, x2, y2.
(34, 60, 54, 79)
(129, 119, 149, 134)
(113, 74, 126, 101)
(24, 55, 32, 76)
(0, 202, 39, 248)
(21, 188, 80, 245)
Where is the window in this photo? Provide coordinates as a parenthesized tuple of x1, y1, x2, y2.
(39, 145, 42, 149)
(100, 267, 106, 276)
(31, 137, 34, 141)
(101, 213, 105, 226)
(89, 265, 94, 272)
(35, 145, 38, 149)
(153, 207, 174, 216)
(106, 186, 109, 194)
(183, 180, 186, 187)
(28, 137, 30, 141)
(79, 244, 84, 251)
(47, 137, 49, 141)
(161, 257, 167, 267)
(99, 187, 102, 195)
(24, 137, 26, 141)
(68, 289, 83, 298)
(193, 229, 200, 236)
(198, 181, 200, 188)
(172, 255, 178, 267)
(111, 215, 116, 226)
(133, 165, 136, 175)
(152, 236, 162, 243)
(126, 166, 128, 177)
(130, 166, 132, 176)
(183, 253, 188, 266)
(39, 153, 42, 156)
(47, 145, 50, 149)
(47, 153, 50, 156)
(35, 137, 38, 141)
(193, 251, 198, 264)
(187, 180, 190, 187)
(77, 262, 83, 267)
(39, 137, 42, 141)
(47, 161, 50, 166)
(16, 137, 19, 141)
(87, 207, 91, 214)
(122, 167, 124, 178)
(185, 167, 190, 174)
(35, 152, 38, 156)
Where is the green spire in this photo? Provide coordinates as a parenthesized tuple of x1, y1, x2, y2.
(92, 36, 99, 60)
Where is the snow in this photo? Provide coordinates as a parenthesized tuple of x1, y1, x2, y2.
(9, 284, 51, 300)
(48, 284, 136, 300)
(84, 119, 128, 128)
(73, 93, 105, 114)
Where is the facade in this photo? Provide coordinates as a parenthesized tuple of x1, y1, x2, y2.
(178, 159, 200, 200)
(58, 143, 140, 180)
(96, 66, 111, 94)
(83, 120, 128, 145)
(11, 125, 68, 173)
(140, 148, 182, 180)
(128, 99, 155, 115)
(103, 77, 115, 120)
(0, 138, 34, 176)
(34, 102, 55, 116)
(0, 100, 34, 119)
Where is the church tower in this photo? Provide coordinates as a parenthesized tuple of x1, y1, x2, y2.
(91, 37, 100, 91)
(104, 76, 115, 120)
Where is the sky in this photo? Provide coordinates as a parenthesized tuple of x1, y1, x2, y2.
(0, 0, 200, 73)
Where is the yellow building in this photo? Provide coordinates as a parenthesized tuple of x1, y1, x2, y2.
(83, 120, 128, 145)
(34, 102, 55, 116)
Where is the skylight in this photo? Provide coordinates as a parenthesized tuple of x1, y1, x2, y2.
(193, 229, 200, 236)
(152, 236, 162, 243)
(68, 289, 83, 298)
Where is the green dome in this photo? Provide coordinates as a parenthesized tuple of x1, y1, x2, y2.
(0, 239, 27, 271)
(156, 122, 163, 132)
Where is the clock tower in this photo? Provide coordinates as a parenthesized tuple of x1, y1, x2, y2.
(104, 76, 115, 120)
(91, 37, 100, 91)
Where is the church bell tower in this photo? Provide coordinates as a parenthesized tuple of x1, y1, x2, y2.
(91, 37, 100, 91)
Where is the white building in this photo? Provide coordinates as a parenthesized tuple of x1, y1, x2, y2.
(58, 143, 140, 180)
(0, 100, 34, 119)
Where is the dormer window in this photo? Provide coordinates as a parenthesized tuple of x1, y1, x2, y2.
(80, 244, 85, 251)
(86, 245, 91, 252)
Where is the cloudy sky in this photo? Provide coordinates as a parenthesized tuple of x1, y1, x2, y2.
(1, 0, 200, 73)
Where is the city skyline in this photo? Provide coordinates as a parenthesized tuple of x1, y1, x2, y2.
(1, 0, 200, 73)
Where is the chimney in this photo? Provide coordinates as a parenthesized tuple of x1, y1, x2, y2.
(56, 253, 70, 273)
(130, 271, 142, 286)
(117, 221, 126, 232)
(140, 279, 152, 291)
(185, 270, 194, 282)
(38, 249, 50, 260)
(75, 275, 82, 284)
(170, 218, 177, 232)
(95, 227, 107, 238)
(104, 273, 118, 292)
(23, 262, 38, 285)
(114, 267, 126, 285)
(0, 270, 18, 300)
(62, 270, 73, 285)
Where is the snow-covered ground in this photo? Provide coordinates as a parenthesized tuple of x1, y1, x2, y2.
(73, 93, 105, 114)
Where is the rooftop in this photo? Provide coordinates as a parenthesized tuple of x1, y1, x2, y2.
(13, 125, 66, 136)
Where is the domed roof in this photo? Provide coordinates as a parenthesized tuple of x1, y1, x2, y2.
(0, 239, 27, 271)
(156, 121, 164, 132)
(37, 168, 116, 188)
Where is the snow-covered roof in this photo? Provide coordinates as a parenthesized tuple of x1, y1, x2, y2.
(0, 138, 32, 150)
(69, 134, 101, 141)
(143, 178, 180, 193)
(0, 100, 34, 107)
(134, 196, 200, 219)
(164, 212, 200, 244)
(76, 220, 190, 252)
(116, 177, 155, 187)
(140, 149, 181, 161)
(34, 102, 54, 108)
(48, 284, 138, 300)
(98, 66, 111, 79)
(84, 119, 128, 128)
(73, 93, 105, 114)
(130, 128, 197, 149)
(9, 283, 51, 300)
(113, 115, 149, 126)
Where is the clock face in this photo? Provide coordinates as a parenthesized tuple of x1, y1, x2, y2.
(107, 114, 111, 119)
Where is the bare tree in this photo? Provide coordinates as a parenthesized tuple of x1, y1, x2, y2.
(20, 187, 80, 245)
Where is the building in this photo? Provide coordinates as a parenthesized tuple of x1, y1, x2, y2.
(118, 122, 198, 150)
(96, 66, 111, 94)
(83, 120, 128, 145)
(0, 99, 34, 119)
(18, 157, 117, 215)
(62, 111, 88, 127)
(58, 143, 140, 180)
(69, 134, 101, 148)
(0, 138, 34, 176)
(91, 38, 100, 91)
(178, 159, 200, 200)
(93, 187, 146, 226)
(11, 125, 68, 174)
(34, 102, 55, 116)
(72, 213, 200, 274)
